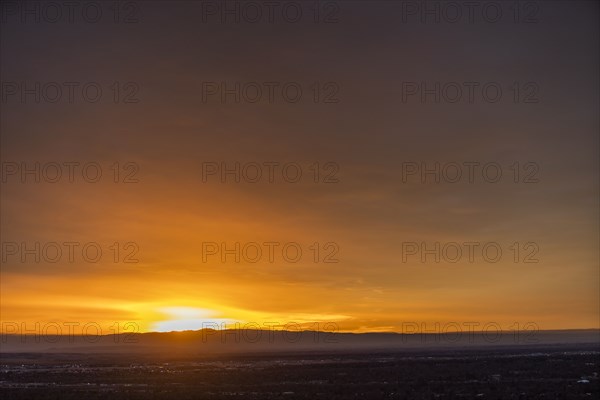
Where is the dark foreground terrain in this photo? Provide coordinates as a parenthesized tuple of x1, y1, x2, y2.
(1, 344, 598, 399)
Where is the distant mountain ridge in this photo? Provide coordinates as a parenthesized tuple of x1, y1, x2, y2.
(2, 329, 599, 354)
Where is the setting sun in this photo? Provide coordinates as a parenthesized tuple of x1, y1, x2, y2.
(150, 307, 234, 332)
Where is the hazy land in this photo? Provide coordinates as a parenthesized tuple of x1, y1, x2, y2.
(1, 329, 598, 399)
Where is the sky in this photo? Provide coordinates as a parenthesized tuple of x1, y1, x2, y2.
(0, 1, 598, 335)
